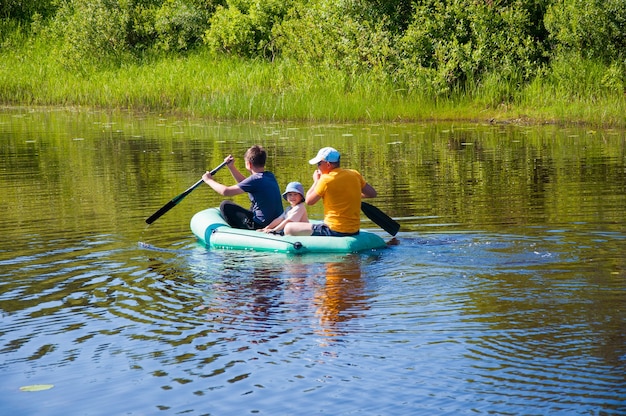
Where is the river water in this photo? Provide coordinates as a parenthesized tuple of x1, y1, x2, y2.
(1, 108, 625, 415)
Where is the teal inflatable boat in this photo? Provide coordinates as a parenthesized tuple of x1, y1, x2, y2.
(190, 208, 387, 254)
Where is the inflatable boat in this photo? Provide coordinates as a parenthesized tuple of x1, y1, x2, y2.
(190, 208, 387, 254)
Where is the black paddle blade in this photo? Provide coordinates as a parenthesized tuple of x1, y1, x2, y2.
(145, 199, 178, 224)
(361, 202, 400, 236)
(145, 179, 203, 224)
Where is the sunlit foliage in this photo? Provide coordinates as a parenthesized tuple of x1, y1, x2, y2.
(0, 0, 624, 119)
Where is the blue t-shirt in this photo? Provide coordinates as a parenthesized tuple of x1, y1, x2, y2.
(237, 171, 283, 226)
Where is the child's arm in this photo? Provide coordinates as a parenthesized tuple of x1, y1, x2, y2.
(260, 204, 307, 233)
(263, 217, 291, 233)
(258, 215, 284, 232)
(224, 155, 246, 182)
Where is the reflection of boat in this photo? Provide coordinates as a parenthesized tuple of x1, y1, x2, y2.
(191, 208, 387, 254)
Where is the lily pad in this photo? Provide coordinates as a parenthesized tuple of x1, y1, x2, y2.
(19, 384, 54, 392)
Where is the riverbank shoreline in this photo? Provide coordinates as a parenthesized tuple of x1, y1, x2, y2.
(3, 48, 625, 129)
(2, 104, 621, 130)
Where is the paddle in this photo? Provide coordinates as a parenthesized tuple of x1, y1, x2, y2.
(145, 161, 228, 224)
(361, 201, 400, 236)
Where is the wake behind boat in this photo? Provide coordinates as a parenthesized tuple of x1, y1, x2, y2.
(190, 208, 387, 254)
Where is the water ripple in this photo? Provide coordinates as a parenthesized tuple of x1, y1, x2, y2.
(1, 228, 625, 415)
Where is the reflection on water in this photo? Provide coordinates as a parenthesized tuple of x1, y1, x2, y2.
(313, 255, 367, 341)
(0, 109, 625, 415)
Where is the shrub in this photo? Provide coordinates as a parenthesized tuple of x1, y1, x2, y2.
(0, 0, 57, 22)
(154, 0, 210, 51)
(545, 0, 626, 63)
(203, 0, 292, 58)
(396, 0, 549, 96)
(48, 0, 218, 69)
(49, 0, 133, 70)
(273, 1, 396, 78)
(203, 4, 256, 56)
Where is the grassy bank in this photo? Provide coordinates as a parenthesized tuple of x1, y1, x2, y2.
(1, 39, 625, 127)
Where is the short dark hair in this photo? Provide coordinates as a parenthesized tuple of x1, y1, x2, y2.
(245, 145, 267, 168)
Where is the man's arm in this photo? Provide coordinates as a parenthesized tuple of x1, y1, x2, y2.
(361, 183, 377, 198)
(305, 170, 323, 205)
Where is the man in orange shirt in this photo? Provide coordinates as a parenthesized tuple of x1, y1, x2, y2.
(285, 147, 377, 236)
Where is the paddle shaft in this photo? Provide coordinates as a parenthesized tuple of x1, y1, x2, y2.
(145, 161, 228, 224)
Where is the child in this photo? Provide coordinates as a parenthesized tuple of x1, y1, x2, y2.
(203, 145, 283, 229)
(259, 182, 309, 234)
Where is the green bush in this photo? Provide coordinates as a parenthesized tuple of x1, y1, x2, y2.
(273, 1, 396, 79)
(47, 0, 217, 69)
(545, 0, 626, 63)
(154, 0, 210, 51)
(50, 0, 133, 70)
(0, 0, 57, 22)
(0, 18, 27, 48)
(396, 0, 549, 96)
(203, 4, 256, 56)
(355, 0, 414, 34)
(203, 0, 292, 58)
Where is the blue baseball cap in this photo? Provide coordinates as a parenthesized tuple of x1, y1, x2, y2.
(282, 182, 305, 201)
(309, 147, 340, 164)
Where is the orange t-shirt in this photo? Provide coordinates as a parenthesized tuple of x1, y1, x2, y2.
(314, 168, 365, 233)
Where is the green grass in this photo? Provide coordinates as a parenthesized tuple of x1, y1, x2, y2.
(1, 38, 625, 127)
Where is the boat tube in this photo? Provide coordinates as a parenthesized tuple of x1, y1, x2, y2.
(190, 208, 387, 254)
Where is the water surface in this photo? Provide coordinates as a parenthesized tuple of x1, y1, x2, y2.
(1, 109, 624, 415)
